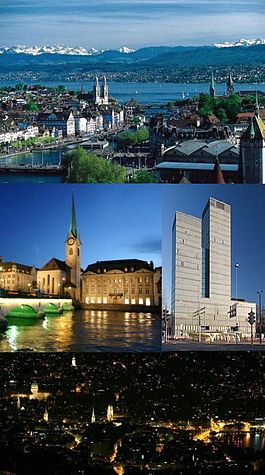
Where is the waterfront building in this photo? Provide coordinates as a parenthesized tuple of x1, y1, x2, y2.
(0, 125, 39, 144)
(103, 108, 124, 129)
(0, 257, 36, 292)
(3, 196, 160, 310)
(82, 259, 161, 310)
(86, 112, 104, 133)
(37, 111, 75, 137)
(74, 116, 87, 135)
(240, 97, 265, 183)
(171, 197, 256, 340)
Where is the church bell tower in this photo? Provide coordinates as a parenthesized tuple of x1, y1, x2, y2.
(240, 93, 265, 183)
(66, 194, 81, 300)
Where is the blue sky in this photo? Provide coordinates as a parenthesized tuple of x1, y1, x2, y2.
(1, 0, 264, 49)
(162, 185, 265, 308)
(0, 185, 161, 269)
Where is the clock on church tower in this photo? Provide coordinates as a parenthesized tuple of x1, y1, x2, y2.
(65, 194, 81, 299)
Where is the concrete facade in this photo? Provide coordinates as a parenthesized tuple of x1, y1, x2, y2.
(171, 197, 256, 339)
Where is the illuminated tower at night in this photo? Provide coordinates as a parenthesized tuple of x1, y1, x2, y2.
(43, 406, 49, 422)
(91, 406, 96, 423)
(71, 355, 77, 368)
(66, 194, 81, 300)
(107, 404, 114, 422)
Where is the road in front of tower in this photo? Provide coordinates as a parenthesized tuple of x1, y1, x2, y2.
(163, 340, 265, 351)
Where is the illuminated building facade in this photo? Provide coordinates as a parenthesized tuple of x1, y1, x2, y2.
(0, 258, 36, 292)
(82, 259, 161, 310)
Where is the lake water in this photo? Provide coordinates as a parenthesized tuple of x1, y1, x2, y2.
(0, 147, 71, 183)
(0, 310, 161, 352)
(1, 80, 265, 104)
(217, 432, 265, 452)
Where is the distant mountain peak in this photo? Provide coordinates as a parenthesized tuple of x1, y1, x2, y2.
(0, 44, 135, 56)
(214, 38, 265, 48)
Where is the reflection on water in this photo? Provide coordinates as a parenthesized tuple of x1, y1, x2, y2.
(217, 432, 265, 452)
(0, 310, 161, 352)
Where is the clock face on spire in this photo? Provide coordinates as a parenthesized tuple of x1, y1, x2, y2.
(67, 237, 75, 246)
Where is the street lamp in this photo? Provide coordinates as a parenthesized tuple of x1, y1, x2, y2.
(257, 290, 263, 344)
(235, 263, 240, 304)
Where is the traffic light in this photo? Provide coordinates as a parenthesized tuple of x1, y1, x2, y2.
(248, 309, 255, 325)
(162, 308, 170, 319)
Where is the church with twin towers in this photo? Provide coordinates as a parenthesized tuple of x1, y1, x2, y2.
(171, 197, 255, 340)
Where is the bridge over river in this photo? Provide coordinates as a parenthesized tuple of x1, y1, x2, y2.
(0, 297, 73, 318)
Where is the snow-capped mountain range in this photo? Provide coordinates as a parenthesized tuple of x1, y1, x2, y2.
(0, 44, 135, 56)
(214, 38, 265, 48)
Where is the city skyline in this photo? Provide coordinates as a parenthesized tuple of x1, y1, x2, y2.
(162, 186, 265, 309)
(0, 185, 162, 269)
(1, 0, 265, 49)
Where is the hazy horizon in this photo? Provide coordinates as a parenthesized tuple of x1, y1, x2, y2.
(1, 0, 265, 50)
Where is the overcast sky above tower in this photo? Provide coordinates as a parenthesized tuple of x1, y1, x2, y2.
(0, 185, 161, 269)
(1, 0, 265, 49)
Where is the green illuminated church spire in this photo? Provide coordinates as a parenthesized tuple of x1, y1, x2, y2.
(68, 193, 78, 239)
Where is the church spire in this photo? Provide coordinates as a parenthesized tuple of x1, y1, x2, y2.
(227, 71, 234, 95)
(210, 71, 215, 98)
(255, 91, 260, 118)
(91, 405, 96, 423)
(213, 157, 225, 184)
(68, 193, 78, 239)
(250, 116, 255, 139)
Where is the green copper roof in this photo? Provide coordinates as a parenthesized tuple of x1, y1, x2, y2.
(250, 117, 255, 139)
(67, 194, 78, 239)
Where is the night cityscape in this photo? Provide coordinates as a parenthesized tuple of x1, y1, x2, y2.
(1, 352, 265, 474)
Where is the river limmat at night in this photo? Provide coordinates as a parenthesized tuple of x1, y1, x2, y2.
(0, 310, 161, 352)
(0, 185, 162, 351)
(1, 352, 265, 474)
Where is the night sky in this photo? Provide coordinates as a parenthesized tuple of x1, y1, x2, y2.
(163, 185, 265, 308)
(1, 0, 264, 49)
(0, 184, 161, 269)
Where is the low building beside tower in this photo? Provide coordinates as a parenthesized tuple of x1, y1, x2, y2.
(82, 259, 161, 312)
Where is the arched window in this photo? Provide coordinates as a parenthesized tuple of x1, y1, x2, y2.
(69, 248, 73, 255)
(77, 248, 80, 256)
